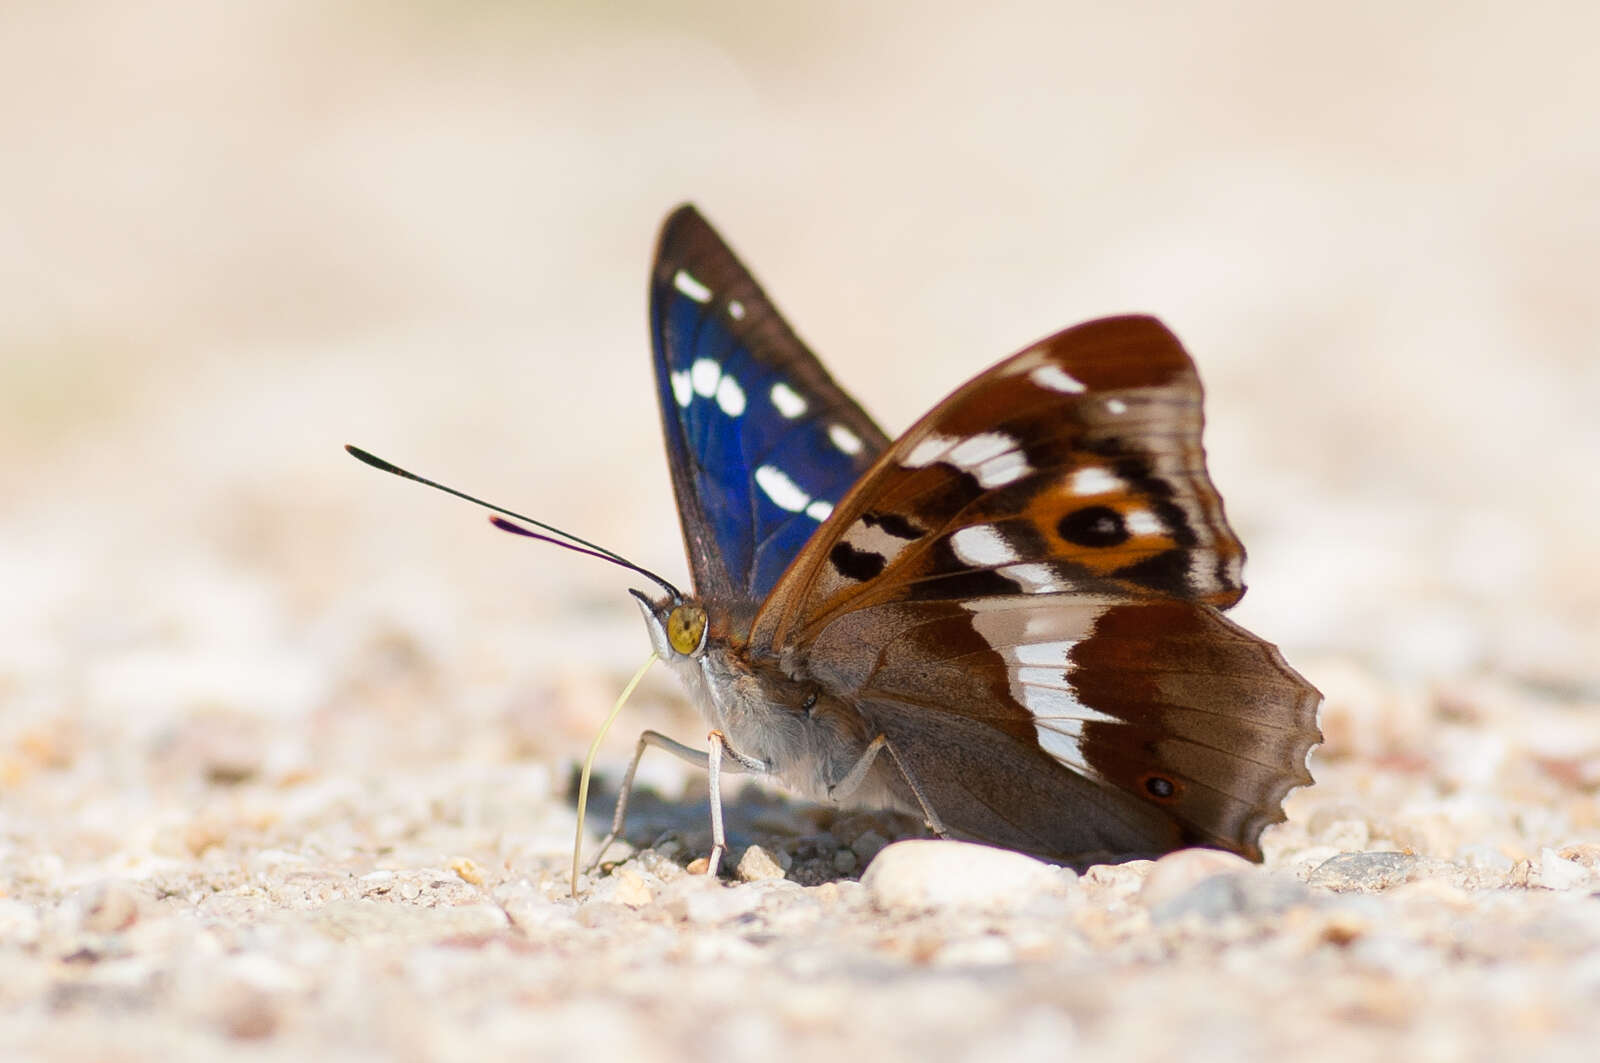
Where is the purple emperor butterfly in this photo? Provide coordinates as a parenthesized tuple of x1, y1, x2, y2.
(352, 206, 1320, 876)
(631, 206, 1318, 871)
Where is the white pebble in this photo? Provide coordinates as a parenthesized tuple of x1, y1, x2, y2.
(859, 840, 1065, 914)
(1539, 848, 1594, 891)
(1139, 848, 1255, 908)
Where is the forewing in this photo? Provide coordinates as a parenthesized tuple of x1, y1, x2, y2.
(752, 315, 1246, 651)
(650, 205, 889, 601)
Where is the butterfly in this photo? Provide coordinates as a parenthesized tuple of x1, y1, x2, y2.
(347, 205, 1321, 879)
(606, 205, 1321, 874)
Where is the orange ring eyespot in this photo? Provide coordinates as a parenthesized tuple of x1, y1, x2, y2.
(1141, 773, 1181, 802)
(665, 603, 707, 656)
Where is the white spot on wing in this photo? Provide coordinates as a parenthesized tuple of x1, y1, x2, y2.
(1125, 509, 1162, 536)
(975, 449, 1030, 488)
(902, 434, 955, 468)
(947, 432, 1014, 468)
(950, 525, 1019, 567)
(842, 521, 913, 570)
(1030, 364, 1086, 393)
(1018, 666, 1072, 689)
(670, 370, 693, 408)
(1034, 723, 1089, 772)
(1000, 563, 1064, 592)
(728, 299, 746, 320)
(1022, 684, 1118, 725)
(755, 465, 810, 513)
(1069, 467, 1123, 496)
(770, 382, 807, 419)
(1105, 398, 1128, 414)
(691, 358, 720, 397)
(673, 269, 712, 303)
(805, 499, 834, 522)
(1011, 640, 1075, 667)
(715, 374, 746, 417)
(828, 424, 864, 455)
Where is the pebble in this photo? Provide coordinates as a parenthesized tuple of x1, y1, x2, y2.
(859, 840, 1065, 915)
(850, 831, 890, 866)
(448, 857, 484, 886)
(1539, 848, 1595, 891)
(1079, 860, 1153, 905)
(1307, 851, 1454, 892)
(1138, 848, 1254, 908)
(1148, 870, 1313, 924)
(736, 845, 789, 883)
(611, 868, 656, 908)
(658, 877, 763, 925)
(74, 881, 143, 934)
(493, 881, 577, 931)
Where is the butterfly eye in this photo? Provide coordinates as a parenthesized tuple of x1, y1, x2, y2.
(665, 603, 708, 656)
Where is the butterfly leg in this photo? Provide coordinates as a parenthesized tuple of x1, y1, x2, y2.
(588, 729, 715, 872)
(587, 728, 767, 876)
(706, 729, 771, 878)
(826, 734, 950, 840)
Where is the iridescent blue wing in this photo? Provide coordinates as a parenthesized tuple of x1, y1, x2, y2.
(650, 205, 890, 602)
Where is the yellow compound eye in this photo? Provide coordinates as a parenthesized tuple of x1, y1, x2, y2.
(665, 603, 707, 656)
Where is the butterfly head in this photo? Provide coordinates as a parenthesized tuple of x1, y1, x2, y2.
(630, 589, 709, 660)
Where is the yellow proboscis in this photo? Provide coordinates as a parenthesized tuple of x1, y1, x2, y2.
(571, 651, 659, 897)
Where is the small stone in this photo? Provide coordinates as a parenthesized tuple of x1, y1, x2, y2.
(1139, 848, 1254, 908)
(634, 848, 689, 882)
(831, 849, 858, 875)
(659, 877, 762, 925)
(1558, 843, 1600, 869)
(1539, 848, 1594, 891)
(685, 857, 711, 876)
(494, 881, 576, 931)
(612, 868, 655, 908)
(1079, 860, 1153, 903)
(1307, 852, 1430, 892)
(1148, 870, 1312, 924)
(860, 840, 1065, 914)
(736, 845, 788, 883)
(449, 857, 484, 886)
(850, 830, 890, 866)
(75, 881, 142, 934)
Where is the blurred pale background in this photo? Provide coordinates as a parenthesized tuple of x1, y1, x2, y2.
(3, 1, 1597, 781)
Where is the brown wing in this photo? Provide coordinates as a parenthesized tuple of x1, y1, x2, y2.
(752, 315, 1246, 653)
(804, 595, 1320, 862)
(754, 315, 1316, 862)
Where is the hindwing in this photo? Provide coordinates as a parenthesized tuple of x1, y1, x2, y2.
(801, 596, 1320, 860)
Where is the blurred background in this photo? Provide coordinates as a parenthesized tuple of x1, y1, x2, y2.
(2, 1, 1596, 802)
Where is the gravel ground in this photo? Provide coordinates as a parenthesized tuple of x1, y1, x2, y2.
(4, 4, 1598, 1061)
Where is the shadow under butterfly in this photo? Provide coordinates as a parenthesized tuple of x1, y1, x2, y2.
(351, 205, 1321, 882)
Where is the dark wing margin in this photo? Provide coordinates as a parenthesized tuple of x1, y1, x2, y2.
(649, 205, 890, 602)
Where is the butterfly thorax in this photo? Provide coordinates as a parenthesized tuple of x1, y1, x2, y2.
(632, 590, 899, 809)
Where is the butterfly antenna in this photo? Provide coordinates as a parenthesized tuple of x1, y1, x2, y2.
(345, 445, 683, 600)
